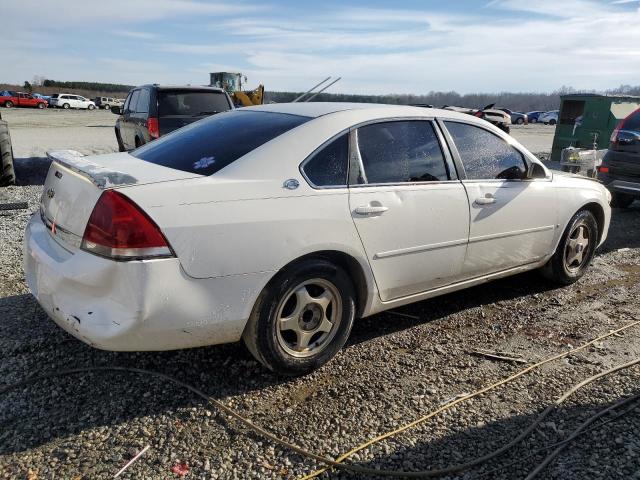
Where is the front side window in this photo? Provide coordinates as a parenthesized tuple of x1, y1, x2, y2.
(301, 133, 348, 187)
(131, 110, 310, 175)
(355, 120, 448, 184)
(444, 121, 527, 180)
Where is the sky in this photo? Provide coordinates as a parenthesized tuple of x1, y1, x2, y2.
(1, 0, 639, 95)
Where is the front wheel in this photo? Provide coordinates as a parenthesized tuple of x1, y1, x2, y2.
(549, 119, 557, 125)
(540, 210, 598, 285)
(37, 102, 45, 109)
(516, 117, 524, 125)
(88, 104, 95, 110)
(243, 259, 356, 376)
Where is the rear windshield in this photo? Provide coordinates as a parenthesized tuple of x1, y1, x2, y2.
(158, 90, 231, 117)
(131, 110, 311, 175)
(624, 110, 640, 131)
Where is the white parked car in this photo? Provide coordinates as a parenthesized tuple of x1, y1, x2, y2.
(24, 103, 611, 375)
(49, 93, 96, 110)
(539, 110, 559, 125)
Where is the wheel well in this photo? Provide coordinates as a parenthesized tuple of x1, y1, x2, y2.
(278, 251, 369, 318)
(582, 202, 605, 243)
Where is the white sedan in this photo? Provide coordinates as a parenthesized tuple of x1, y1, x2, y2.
(24, 103, 611, 375)
(48, 93, 96, 110)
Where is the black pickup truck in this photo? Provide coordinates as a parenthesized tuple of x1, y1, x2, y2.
(0, 111, 15, 186)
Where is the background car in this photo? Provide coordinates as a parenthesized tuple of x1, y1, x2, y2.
(526, 111, 545, 123)
(598, 107, 640, 208)
(26, 103, 611, 375)
(0, 91, 48, 109)
(49, 94, 96, 110)
(539, 110, 559, 125)
(112, 84, 233, 151)
(94, 96, 123, 110)
(32, 93, 52, 104)
(498, 108, 528, 125)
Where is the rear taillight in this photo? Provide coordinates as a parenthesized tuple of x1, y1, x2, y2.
(598, 165, 609, 173)
(147, 117, 159, 139)
(81, 190, 173, 260)
(474, 111, 484, 118)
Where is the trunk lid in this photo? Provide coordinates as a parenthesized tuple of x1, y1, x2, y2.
(40, 150, 200, 251)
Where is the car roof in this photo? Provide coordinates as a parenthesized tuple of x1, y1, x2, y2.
(138, 84, 225, 93)
(243, 102, 471, 121)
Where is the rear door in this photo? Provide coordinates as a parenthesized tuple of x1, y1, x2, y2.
(442, 120, 557, 277)
(348, 119, 470, 301)
(157, 89, 233, 136)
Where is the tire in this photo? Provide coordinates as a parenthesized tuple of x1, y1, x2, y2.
(0, 121, 16, 187)
(242, 258, 356, 376)
(88, 104, 95, 110)
(37, 102, 45, 109)
(104, 104, 110, 110)
(610, 192, 635, 209)
(134, 137, 142, 149)
(540, 209, 598, 285)
(549, 119, 557, 125)
(516, 117, 524, 125)
(4, 101, 13, 108)
(62, 103, 70, 109)
(115, 129, 125, 152)
(531, 118, 537, 123)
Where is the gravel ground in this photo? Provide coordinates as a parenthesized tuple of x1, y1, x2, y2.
(1, 110, 640, 479)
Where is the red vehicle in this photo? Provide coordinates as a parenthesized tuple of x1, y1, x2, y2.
(0, 91, 48, 109)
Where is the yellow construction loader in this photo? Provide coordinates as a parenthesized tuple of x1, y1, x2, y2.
(209, 72, 264, 107)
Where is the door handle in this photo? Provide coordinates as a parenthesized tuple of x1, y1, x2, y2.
(354, 205, 389, 215)
(475, 194, 496, 205)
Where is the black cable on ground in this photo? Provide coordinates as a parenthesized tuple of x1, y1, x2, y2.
(1, 360, 638, 479)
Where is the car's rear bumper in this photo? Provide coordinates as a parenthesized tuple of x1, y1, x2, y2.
(24, 214, 269, 351)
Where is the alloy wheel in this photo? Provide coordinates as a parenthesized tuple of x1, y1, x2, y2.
(564, 223, 590, 272)
(275, 278, 342, 358)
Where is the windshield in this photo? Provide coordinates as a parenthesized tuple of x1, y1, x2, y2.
(131, 110, 311, 176)
(158, 90, 231, 117)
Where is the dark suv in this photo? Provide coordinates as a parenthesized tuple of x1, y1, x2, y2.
(598, 108, 640, 208)
(113, 85, 233, 151)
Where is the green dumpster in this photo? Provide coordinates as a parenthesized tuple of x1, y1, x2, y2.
(551, 94, 640, 162)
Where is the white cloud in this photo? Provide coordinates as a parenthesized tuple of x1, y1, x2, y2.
(112, 30, 157, 40)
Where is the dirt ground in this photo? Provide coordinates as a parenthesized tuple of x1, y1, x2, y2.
(1, 109, 640, 480)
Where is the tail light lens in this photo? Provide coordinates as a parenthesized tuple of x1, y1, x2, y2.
(474, 111, 484, 118)
(598, 165, 609, 173)
(81, 190, 173, 260)
(147, 117, 159, 139)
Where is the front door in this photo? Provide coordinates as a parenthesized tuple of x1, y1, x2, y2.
(348, 120, 470, 302)
(442, 120, 557, 277)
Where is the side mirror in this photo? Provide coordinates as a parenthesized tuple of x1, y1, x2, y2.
(111, 106, 123, 115)
(527, 162, 546, 179)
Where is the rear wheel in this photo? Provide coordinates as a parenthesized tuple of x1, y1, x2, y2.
(4, 101, 13, 108)
(103, 104, 110, 110)
(0, 121, 16, 187)
(243, 258, 356, 376)
(540, 209, 598, 285)
(549, 119, 557, 125)
(531, 118, 538, 123)
(610, 192, 635, 209)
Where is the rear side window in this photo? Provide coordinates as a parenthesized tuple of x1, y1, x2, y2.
(127, 90, 139, 112)
(301, 133, 349, 187)
(135, 89, 150, 114)
(445, 121, 526, 180)
(355, 121, 448, 184)
(158, 91, 231, 117)
(131, 110, 310, 175)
